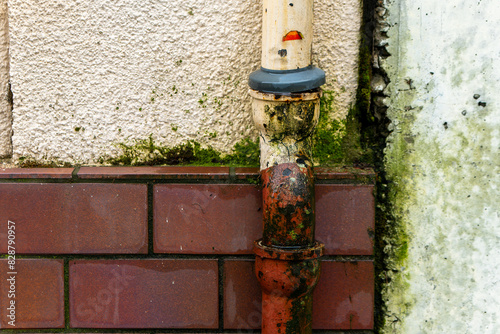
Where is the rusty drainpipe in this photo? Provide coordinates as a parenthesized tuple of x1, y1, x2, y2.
(248, 0, 325, 333)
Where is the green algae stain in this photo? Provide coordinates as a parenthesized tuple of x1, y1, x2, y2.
(379, 77, 418, 334)
(312, 90, 346, 164)
(17, 156, 73, 168)
(15, 43, 373, 172)
(97, 135, 259, 167)
(312, 45, 373, 166)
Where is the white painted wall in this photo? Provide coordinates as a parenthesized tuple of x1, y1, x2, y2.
(4, 0, 361, 164)
(382, 0, 500, 332)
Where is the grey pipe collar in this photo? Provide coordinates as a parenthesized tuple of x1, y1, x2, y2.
(248, 65, 325, 93)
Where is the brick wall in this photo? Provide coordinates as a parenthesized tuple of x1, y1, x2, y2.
(0, 166, 375, 332)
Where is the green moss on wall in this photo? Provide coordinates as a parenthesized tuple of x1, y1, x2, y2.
(18, 156, 72, 168)
(16, 43, 373, 170)
(356, 45, 373, 124)
(15, 136, 259, 168)
(376, 79, 417, 334)
(312, 91, 345, 164)
(312, 45, 373, 166)
(96, 135, 260, 167)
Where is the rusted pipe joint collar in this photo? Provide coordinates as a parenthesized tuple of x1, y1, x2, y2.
(254, 239, 324, 261)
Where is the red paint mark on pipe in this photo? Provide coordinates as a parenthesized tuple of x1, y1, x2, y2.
(282, 30, 303, 42)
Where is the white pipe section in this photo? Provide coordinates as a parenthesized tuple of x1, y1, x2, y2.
(261, 0, 314, 71)
(249, 89, 321, 169)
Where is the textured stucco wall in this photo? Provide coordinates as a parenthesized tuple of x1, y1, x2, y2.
(381, 0, 500, 332)
(6, 0, 361, 164)
(0, 0, 11, 158)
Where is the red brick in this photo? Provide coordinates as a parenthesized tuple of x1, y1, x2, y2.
(69, 260, 218, 328)
(154, 183, 374, 255)
(313, 261, 374, 329)
(0, 259, 64, 329)
(0, 183, 147, 254)
(314, 166, 375, 181)
(221, 260, 373, 330)
(78, 166, 230, 179)
(154, 184, 262, 254)
(0, 167, 73, 179)
(223, 260, 261, 329)
(233, 167, 259, 179)
(316, 184, 375, 255)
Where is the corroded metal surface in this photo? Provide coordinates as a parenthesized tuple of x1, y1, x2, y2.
(261, 163, 315, 248)
(251, 89, 324, 334)
(251, 0, 324, 330)
(255, 256, 321, 334)
(252, 94, 324, 333)
(257, 161, 323, 334)
(254, 240, 324, 261)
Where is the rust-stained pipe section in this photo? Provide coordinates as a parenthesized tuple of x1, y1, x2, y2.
(248, 1, 325, 333)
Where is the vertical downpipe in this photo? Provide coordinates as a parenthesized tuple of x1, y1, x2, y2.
(249, 0, 325, 333)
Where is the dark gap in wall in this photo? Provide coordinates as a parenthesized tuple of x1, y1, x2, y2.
(64, 258, 70, 329)
(0, 177, 373, 185)
(0, 81, 13, 160)
(321, 255, 373, 261)
(7, 82, 13, 157)
(360, 0, 395, 331)
(147, 183, 154, 255)
(5, 254, 371, 261)
(218, 259, 224, 331)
